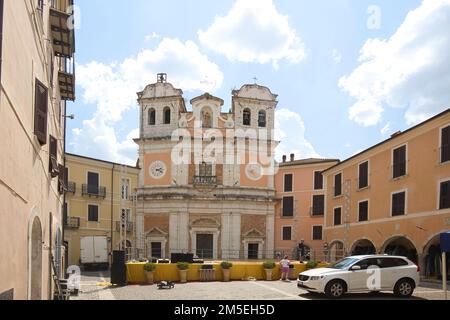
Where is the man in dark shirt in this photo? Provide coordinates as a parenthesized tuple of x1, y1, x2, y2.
(298, 239, 306, 262)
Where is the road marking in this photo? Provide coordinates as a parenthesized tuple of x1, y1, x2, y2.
(251, 282, 307, 300)
(98, 273, 116, 300)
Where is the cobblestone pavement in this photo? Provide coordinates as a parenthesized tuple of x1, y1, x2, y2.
(72, 271, 449, 301)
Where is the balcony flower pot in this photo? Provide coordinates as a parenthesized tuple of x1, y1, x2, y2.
(176, 262, 190, 283)
(263, 261, 276, 281)
(143, 263, 156, 285)
(220, 262, 233, 282)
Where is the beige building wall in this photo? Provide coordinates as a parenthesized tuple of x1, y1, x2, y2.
(323, 109, 450, 275)
(64, 154, 139, 267)
(274, 158, 339, 260)
(0, 0, 75, 300)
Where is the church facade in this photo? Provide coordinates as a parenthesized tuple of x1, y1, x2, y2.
(134, 74, 279, 260)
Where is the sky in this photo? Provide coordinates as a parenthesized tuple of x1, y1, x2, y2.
(67, 0, 450, 165)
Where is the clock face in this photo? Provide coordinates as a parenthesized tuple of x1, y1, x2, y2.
(149, 161, 167, 179)
(246, 163, 263, 181)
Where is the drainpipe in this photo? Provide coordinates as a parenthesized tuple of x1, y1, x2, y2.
(62, 101, 67, 274)
(110, 164, 115, 266)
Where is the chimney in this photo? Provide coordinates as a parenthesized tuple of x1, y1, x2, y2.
(290, 154, 295, 162)
(391, 131, 402, 138)
(282, 155, 287, 163)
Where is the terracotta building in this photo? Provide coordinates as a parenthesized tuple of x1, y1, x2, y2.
(323, 108, 450, 277)
(134, 74, 278, 260)
(0, 0, 76, 300)
(64, 154, 140, 267)
(274, 156, 339, 260)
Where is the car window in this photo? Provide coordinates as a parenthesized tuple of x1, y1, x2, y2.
(379, 258, 408, 268)
(330, 258, 359, 270)
(355, 258, 379, 270)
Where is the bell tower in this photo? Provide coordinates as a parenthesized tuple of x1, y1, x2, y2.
(137, 73, 186, 140)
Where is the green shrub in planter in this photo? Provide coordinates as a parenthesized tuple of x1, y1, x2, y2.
(220, 262, 233, 270)
(176, 262, 190, 270)
(143, 263, 156, 272)
(263, 261, 276, 269)
(306, 261, 318, 270)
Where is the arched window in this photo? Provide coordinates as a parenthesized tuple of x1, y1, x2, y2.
(243, 109, 251, 126)
(163, 107, 171, 124)
(202, 108, 212, 128)
(258, 110, 266, 128)
(148, 108, 156, 125)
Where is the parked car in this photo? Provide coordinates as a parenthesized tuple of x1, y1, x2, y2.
(297, 255, 420, 299)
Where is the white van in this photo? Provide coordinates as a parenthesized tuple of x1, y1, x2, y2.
(80, 236, 109, 270)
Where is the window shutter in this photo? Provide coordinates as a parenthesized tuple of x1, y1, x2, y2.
(440, 181, 450, 210)
(49, 136, 59, 178)
(58, 164, 66, 194)
(359, 162, 368, 189)
(334, 208, 342, 226)
(314, 171, 323, 190)
(34, 80, 48, 145)
(442, 126, 450, 163)
(359, 201, 369, 222)
(334, 174, 342, 196)
(284, 174, 293, 192)
(313, 195, 325, 216)
(283, 197, 294, 217)
(393, 146, 406, 178)
(392, 192, 405, 216)
(313, 226, 323, 240)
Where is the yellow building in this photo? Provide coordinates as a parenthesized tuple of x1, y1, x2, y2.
(0, 0, 75, 300)
(64, 154, 140, 267)
(323, 109, 450, 277)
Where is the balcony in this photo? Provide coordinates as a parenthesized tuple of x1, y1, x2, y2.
(67, 181, 76, 194)
(64, 217, 80, 229)
(116, 221, 134, 233)
(50, 0, 75, 58)
(58, 58, 75, 101)
(82, 184, 106, 198)
(194, 176, 217, 186)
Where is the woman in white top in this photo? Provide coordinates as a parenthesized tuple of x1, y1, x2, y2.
(280, 256, 290, 281)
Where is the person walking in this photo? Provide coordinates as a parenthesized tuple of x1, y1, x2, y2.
(280, 255, 290, 281)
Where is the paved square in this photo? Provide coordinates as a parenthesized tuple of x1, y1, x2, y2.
(72, 271, 449, 301)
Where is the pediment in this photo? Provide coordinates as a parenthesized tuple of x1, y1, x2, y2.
(190, 218, 221, 228)
(233, 84, 278, 101)
(244, 228, 265, 238)
(145, 227, 168, 237)
(138, 82, 183, 100)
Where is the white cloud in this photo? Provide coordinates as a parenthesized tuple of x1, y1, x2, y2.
(145, 32, 160, 41)
(332, 49, 342, 64)
(339, 0, 450, 127)
(71, 38, 224, 165)
(380, 122, 392, 136)
(198, 0, 306, 67)
(274, 109, 320, 161)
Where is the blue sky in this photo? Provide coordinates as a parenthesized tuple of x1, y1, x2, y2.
(67, 0, 450, 165)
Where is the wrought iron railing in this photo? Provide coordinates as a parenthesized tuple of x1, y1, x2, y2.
(194, 176, 217, 186)
(64, 217, 80, 229)
(82, 184, 106, 198)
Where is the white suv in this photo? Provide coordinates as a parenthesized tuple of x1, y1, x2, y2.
(297, 255, 420, 299)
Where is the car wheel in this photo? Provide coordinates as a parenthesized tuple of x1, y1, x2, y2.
(394, 279, 414, 298)
(325, 280, 346, 299)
